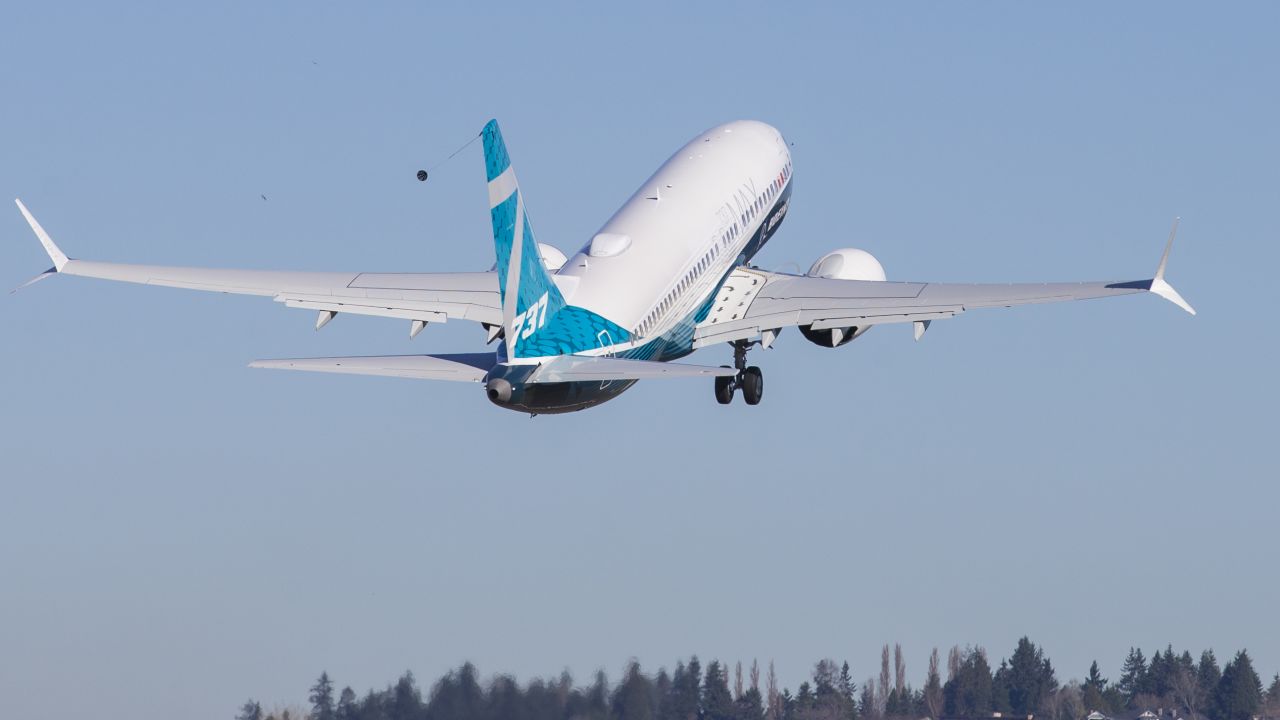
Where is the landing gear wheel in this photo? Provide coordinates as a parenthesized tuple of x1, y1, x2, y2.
(742, 366, 763, 405)
(715, 370, 735, 404)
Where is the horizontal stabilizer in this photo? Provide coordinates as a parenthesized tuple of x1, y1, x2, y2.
(528, 355, 737, 383)
(249, 353, 496, 382)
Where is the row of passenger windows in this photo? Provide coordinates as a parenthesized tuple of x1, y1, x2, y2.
(637, 242, 723, 337)
(740, 162, 791, 229)
(635, 163, 790, 338)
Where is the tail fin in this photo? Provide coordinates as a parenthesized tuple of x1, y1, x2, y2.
(482, 120, 632, 359)
(482, 119, 568, 356)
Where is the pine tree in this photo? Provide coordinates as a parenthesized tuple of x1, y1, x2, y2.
(389, 670, 424, 720)
(703, 661, 735, 720)
(943, 648, 994, 716)
(1213, 650, 1263, 720)
(841, 662, 858, 720)
(1149, 646, 1177, 700)
(861, 680, 877, 720)
(1000, 637, 1057, 716)
(309, 672, 336, 720)
(613, 662, 657, 720)
(993, 661, 1013, 714)
(1083, 662, 1108, 714)
(665, 658, 701, 720)
(1264, 674, 1280, 719)
(1199, 651, 1222, 697)
(235, 700, 263, 720)
(336, 687, 357, 720)
(1118, 648, 1149, 705)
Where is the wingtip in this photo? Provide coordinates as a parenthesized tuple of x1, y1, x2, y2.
(1149, 218, 1194, 315)
(1150, 277, 1196, 315)
(15, 198, 70, 272)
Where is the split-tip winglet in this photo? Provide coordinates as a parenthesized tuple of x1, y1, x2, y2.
(15, 198, 70, 272)
(1149, 217, 1196, 315)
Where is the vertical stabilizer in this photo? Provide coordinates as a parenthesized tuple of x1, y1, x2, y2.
(482, 120, 632, 359)
(482, 120, 567, 357)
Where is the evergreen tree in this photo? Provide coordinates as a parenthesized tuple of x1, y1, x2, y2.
(336, 687, 357, 720)
(1199, 650, 1223, 698)
(1213, 650, 1263, 720)
(587, 670, 610, 720)
(388, 670, 423, 720)
(1264, 674, 1280, 719)
(613, 662, 657, 720)
(310, 672, 336, 720)
(704, 661, 735, 720)
(236, 700, 263, 720)
(1083, 660, 1108, 712)
(735, 684, 766, 720)
(484, 675, 521, 720)
(1148, 646, 1178, 700)
(1118, 648, 1149, 705)
(943, 648, 994, 716)
(860, 680, 877, 720)
(425, 665, 480, 720)
(999, 637, 1057, 716)
(1085, 662, 1105, 689)
(797, 682, 815, 717)
(666, 658, 701, 720)
(992, 660, 1013, 714)
(840, 662, 859, 720)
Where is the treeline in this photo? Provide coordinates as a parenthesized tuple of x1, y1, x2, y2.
(236, 639, 1280, 720)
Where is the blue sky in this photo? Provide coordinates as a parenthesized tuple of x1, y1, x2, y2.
(2, 2, 1277, 718)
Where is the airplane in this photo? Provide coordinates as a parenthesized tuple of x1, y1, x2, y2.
(13, 119, 1194, 415)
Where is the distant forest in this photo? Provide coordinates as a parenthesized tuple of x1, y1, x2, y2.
(237, 639, 1280, 720)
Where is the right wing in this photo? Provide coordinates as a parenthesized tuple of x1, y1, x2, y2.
(14, 199, 501, 330)
(694, 225, 1194, 349)
(248, 353, 735, 383)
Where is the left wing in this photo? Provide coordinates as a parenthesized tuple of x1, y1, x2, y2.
(695, 225, 1194, 349)
(250, 353, 497, 381)
(14, 200, 502, 331)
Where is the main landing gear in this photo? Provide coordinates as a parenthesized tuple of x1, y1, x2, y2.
(714, 340, 764, 405)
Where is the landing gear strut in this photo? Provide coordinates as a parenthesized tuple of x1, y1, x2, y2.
(714, 340, 764, 405)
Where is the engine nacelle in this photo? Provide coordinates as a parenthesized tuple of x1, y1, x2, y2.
(800, 248, 886, 347)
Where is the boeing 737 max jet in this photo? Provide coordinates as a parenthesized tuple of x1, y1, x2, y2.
(14, 119, 1194, 414)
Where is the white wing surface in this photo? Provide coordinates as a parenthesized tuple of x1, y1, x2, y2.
(695, 228, 1194, 348)
(14, 200, 501, 328)
(528, 356, 738, 383)
(249, 353, 497, 382)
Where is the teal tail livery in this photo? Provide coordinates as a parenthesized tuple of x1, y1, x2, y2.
(482, 119, 631, 360)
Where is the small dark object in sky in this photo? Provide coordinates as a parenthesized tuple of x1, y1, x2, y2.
(260, 194, 267, 201)
(416, 170, 429, 182)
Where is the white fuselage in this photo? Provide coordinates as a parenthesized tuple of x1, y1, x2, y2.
(554, 120, 793, 357)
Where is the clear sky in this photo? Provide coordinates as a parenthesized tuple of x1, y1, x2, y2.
(2, 2, 1277, 719)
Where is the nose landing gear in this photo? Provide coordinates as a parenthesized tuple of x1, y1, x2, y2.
(713, 340, 764, 405)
